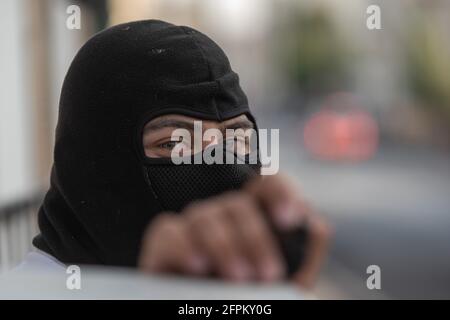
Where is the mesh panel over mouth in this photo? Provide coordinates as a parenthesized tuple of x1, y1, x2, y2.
(145, 163, 259, 213)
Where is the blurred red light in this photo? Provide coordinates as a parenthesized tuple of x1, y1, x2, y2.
(303, 93, 379, 162)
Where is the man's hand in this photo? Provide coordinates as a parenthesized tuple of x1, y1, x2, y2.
(138, 174, 332, 288)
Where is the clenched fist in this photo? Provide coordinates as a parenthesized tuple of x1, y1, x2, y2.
(138, 174, 332, 288)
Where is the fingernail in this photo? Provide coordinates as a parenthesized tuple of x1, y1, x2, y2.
(274, 204, 295, 229)
(260, 260, 283, 282)
(228, 260, 252, 281)
(189, 255, 208, 274)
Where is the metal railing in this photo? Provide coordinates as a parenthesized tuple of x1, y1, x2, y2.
(0, 193, 43, 273)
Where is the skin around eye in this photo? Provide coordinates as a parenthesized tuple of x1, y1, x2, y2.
(225, 135, 251, 155)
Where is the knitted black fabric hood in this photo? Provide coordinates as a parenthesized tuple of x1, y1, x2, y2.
(33, 20, 257, 266)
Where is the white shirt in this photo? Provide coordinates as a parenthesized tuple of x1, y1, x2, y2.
(13, 249, 66, 273)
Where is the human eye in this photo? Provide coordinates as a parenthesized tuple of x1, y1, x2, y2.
(158, 136, 192, 150)
(158, 140, 180, 150)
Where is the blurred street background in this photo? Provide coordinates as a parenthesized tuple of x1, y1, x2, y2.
(0, 0, 449, 299)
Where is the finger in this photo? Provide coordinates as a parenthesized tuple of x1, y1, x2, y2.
(292, 214, 333, 288)
(138, 213, 209, 275)
(185, 202, 252, 282)
(222, 193, 285, 281)
(245, 174, 306, 230)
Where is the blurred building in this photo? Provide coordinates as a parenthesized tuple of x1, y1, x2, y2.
(0, 0, 449, 298)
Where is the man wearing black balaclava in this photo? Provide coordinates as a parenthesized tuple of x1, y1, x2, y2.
(29, 20, 331, 287)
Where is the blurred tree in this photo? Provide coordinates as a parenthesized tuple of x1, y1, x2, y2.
(406, 12, 450, 122)
(77, 0, 108, 31)
(278, 8, 349, 108)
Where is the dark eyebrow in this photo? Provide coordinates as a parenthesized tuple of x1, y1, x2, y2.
(224, 119, 255, 131)
(144, 119, 195, 134)
(144, 118, 255, 134)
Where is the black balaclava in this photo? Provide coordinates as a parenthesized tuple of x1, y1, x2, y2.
(32, 20, 260, 266)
